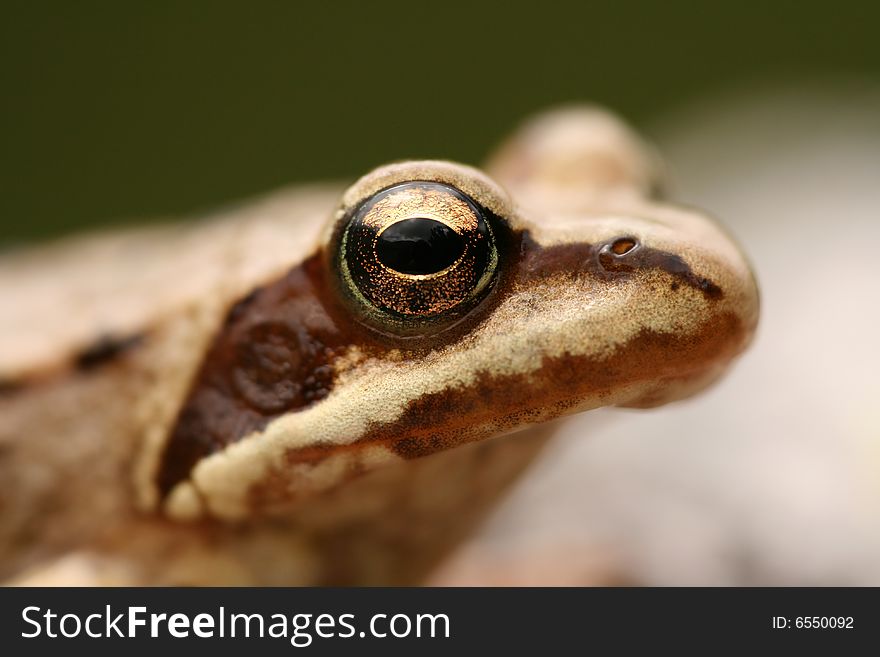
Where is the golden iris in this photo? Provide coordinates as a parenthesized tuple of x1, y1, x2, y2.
(338, 181, 498, 331)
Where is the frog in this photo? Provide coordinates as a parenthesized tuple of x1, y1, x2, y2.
(0, 106, 759, 586)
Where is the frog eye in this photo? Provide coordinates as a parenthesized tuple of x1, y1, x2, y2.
(336, 181, 499, 334)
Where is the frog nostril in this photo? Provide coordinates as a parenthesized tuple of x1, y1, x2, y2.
(610, 237, 637, 255)
(597, 236, 639, 272)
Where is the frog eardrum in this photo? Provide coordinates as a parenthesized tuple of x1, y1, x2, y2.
(334, 181, 500, 334)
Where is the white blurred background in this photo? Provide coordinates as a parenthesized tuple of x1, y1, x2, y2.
(435, 81, 880, 585)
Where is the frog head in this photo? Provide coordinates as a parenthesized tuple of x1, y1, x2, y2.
(152, 107, 759, 520)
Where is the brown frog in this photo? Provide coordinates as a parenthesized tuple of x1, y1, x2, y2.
(0, 106, 759, 585)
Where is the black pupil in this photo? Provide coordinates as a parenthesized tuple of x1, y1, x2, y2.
(376, 218, 465, 275)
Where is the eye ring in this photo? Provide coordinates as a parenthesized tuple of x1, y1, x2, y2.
(335, 181, 499, 334)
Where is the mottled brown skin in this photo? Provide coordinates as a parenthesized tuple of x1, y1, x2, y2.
(161, 230, 730, 496)
(0, 106, 758, 585)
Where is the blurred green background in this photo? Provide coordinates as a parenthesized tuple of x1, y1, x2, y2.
(2, 1, 878, 243)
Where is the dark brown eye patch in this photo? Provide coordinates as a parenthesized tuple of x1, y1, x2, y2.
(336, 181, 499, 333)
